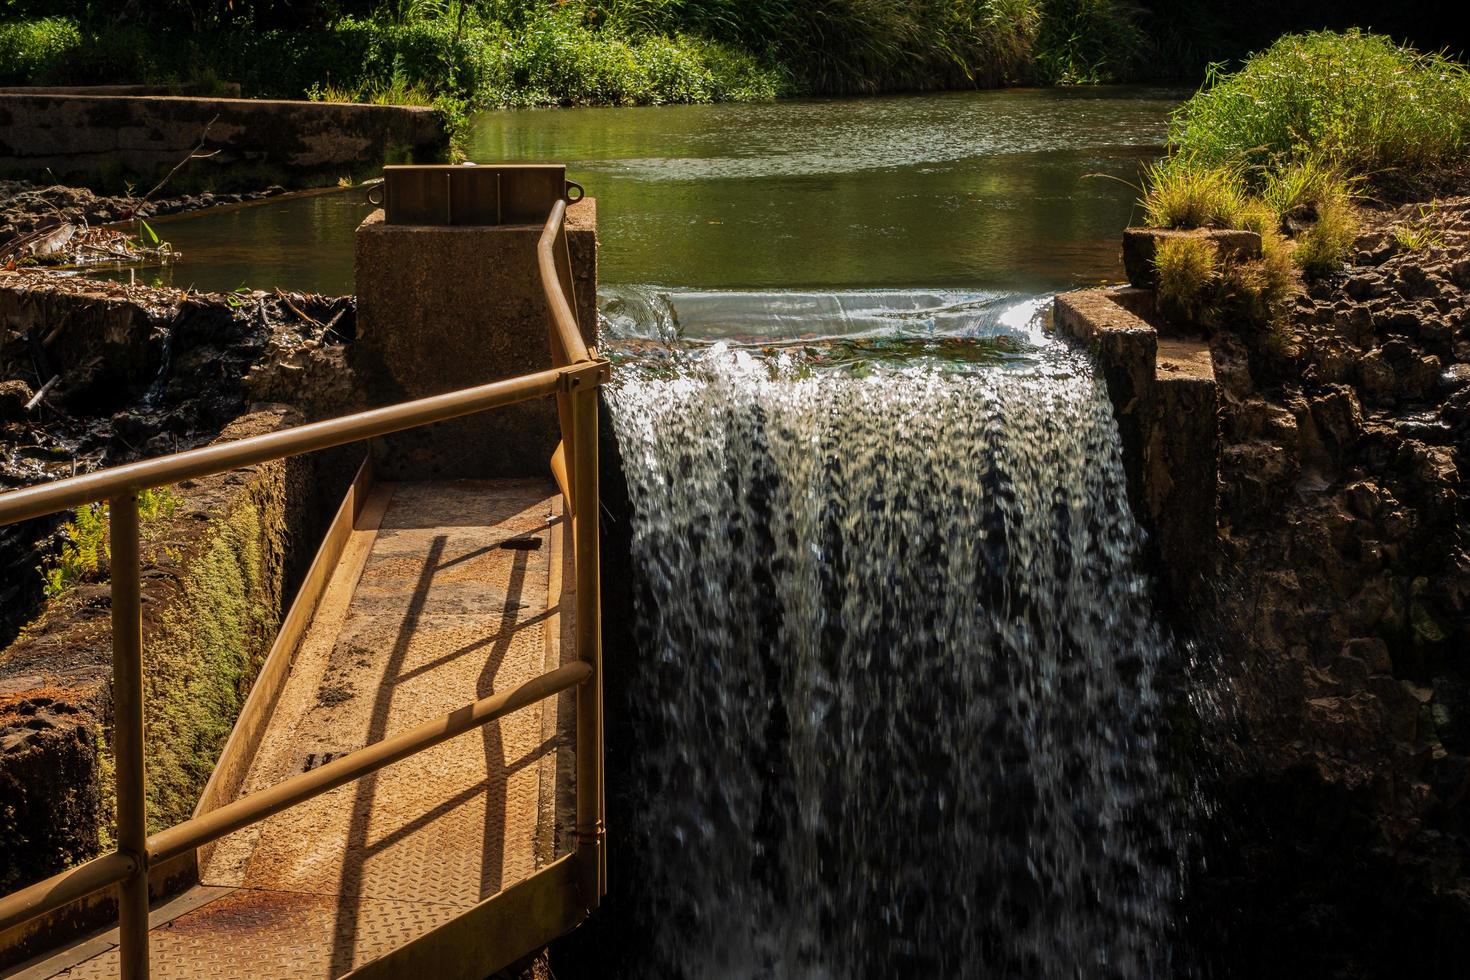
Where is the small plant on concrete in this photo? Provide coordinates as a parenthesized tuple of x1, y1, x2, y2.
(41, 488, 181, 598)
(1141, 156, 1248, 230)
(1154, 236, 1218, 323)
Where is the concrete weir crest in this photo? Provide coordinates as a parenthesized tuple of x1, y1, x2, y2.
(1054, 236, 1224, 611)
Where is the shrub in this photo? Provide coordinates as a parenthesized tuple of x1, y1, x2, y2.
(1034, 0, 1144, 85)
(0, 16, 81, 84)
(1154, 236, 1218, 322)
(1167, 30, 1470, 184)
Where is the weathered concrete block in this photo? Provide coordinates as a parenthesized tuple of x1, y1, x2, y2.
(0, 94, 448, 191)
(354, 200, 598, 480)
(1122, 226, 1262, 290)
(1054, 287, 1220, 612)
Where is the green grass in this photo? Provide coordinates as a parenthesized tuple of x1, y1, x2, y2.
(1154, 235, 1218, 321)
(1168, 30, 1470, 186)
(1393, 204, 1448, 252)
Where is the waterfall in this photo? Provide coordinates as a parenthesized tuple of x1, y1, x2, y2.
(606, 337, 1178, 979)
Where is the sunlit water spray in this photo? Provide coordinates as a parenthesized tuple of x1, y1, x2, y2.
(604, 293, 1179, 978)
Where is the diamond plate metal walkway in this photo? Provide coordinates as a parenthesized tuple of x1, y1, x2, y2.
(12, 478, 583, 980)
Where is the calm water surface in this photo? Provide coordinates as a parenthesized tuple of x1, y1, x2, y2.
(119, 87, 1177, 300)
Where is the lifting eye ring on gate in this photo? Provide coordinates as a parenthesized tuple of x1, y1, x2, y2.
(564, 180, 585, 204)
(364, 182, 385, 207)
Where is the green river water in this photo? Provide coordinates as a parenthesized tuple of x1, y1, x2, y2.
(116, 87, 1179, 308)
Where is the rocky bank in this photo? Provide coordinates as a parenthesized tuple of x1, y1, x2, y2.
(0, 270, 366, 925)
(1192, 196, 1470, 976)
(0, 181, 286, 246)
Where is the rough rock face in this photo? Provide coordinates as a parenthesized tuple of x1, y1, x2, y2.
(1193, 196, 1470, 976)
(0, 270, 356, 646)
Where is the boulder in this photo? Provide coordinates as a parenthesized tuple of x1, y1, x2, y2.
(0, 379, 33, 420)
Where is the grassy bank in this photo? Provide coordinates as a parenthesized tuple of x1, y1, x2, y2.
(0, 2, 1156, 111)
(1142, 30, 1470, 306)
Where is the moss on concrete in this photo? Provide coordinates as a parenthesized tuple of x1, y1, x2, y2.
(0, 407, 307, 880)
(142, 476, 287, 830)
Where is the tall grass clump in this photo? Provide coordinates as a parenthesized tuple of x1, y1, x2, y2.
(1154, 236, 1218, 322)
(1168, 30, 1470, 186)
(1141, 156, 1248, 230)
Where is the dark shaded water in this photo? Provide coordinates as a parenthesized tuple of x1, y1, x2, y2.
(105, 87, 1177, 298)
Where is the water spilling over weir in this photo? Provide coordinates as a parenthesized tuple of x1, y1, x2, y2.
(605, 313, 1179, 978)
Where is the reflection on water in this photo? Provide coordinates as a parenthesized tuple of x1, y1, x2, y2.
(94, 189, 371, 295)
(102, 87, 1177, 297)
(471, 86, 1180, 292)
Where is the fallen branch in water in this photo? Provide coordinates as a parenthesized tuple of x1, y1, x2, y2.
(133, 115, 223, 211)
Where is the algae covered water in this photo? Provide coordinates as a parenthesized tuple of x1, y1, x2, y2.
(604, 319, 1180, 977)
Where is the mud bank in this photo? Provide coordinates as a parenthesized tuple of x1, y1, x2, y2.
(0, 180, 287, 246)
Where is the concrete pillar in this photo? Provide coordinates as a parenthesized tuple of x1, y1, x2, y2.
(353, 200, 598, 479)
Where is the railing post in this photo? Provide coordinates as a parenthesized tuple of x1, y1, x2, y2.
(571, 385, 606, 902)
(110, 493, 150, 980)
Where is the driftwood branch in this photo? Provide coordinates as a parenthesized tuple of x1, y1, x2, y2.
(138, 115, 222, 205)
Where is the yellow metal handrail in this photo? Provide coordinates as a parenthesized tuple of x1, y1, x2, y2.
(0, 202, 608, 979)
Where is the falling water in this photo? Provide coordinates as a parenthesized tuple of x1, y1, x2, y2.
(606, 327, 1178, 979)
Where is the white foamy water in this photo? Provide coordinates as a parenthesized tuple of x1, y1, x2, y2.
(606, 340, 1179, 978)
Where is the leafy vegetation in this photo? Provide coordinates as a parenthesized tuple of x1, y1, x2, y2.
(0, 1, 1173, 110)
(1141, 30, 1468, 288)
(1168, 30, 1470, 185)
(42, 488, 180, 598)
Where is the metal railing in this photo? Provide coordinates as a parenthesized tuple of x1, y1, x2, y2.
(0, 199, 608, 979)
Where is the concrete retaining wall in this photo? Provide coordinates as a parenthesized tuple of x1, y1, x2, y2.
(1054, 286, 1220, 611)
(0, 407, 326, 969)
(0, 94, 448, 192)
(354, 199, 599, 479)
